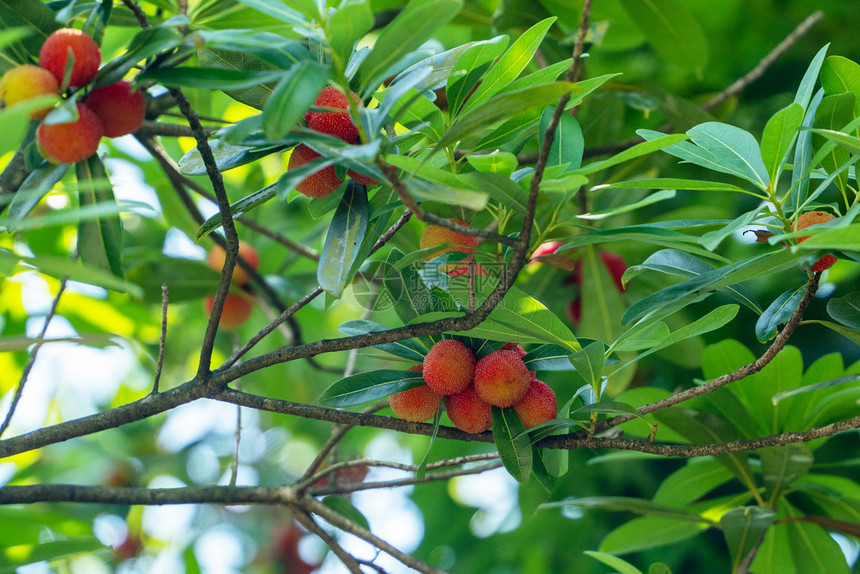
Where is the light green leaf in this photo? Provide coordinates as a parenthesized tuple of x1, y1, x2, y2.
(761, 103, 804, 185)
(327, 0, 373, 62)
(573, 134, 690, 176)
(463, 17, 557, 113)
(592, 177, 765, 199)
(827, 292, 860, 329)
(447, 35, 509, 116)
(583, 551, 642, 574)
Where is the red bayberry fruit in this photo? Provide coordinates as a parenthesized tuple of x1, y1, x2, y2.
(305, 85, 360, 143)
(793, 211, 838, 272)
(473, 349, 531, 407)
(39, 28, 101, 87)
(287, 144, 344, 198)
(514, 379, 557, 429)
(37, 103, 102, 163)
(84, 81, 146, 137)
(422, 339, 476, 395)
(446, 386, 492, 434)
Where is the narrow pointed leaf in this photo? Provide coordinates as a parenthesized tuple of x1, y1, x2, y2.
(755, 285, 806, 343)
(318, 182, 369, 298)
(76, 156, 123, 278)
(720, 506, 776, 574)
(492, 406, 532, 483)
(319, 369, 424, 407)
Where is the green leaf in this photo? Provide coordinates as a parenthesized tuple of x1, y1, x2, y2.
(761, 103, 804, 185)
(465, 151, 519, 176)
(655, 408, 757, 493)
(457, 172, 527, 213)
(262, 61, 329, 140)
(0, 249, 142, 297)
(319, 369, 424, 407)
(126, 258, 220, 303)
(462, 17, 557, 113)
(653, 458, 734, 507)
(321, 497, 370, 531)
(541, 108, 583, 171)
(195, 183, 278, 240)
(6, 163, 68, 220)
(568, 340, 605, 392)
(789, 89, 824, 215)
(583, 551, 642, 574)
(559, 226, 727, 263)
(598, 515, 709, 556)
(785, 503, 851, 574)
(318, 182, 369, 298)
(492, 406, 532, 483)
(756, 286, 805, 343)
(698, 206, 767, 251)
(404, 178, 489, 211)
(0, 537, 105, 572)
(231, 0, 306, 25)
(522, 344, 578, 372)
(0, 96, 58, 156)
(437, 82, 577, 152)
(620, 249, 761, 314)
(447, 35, 509, 117)
(827, 292, 860, 329)
(0, 0, 60, 62)
(357, 0, 462, 91)
(648, 564, 673, 574)
(138, 66, 286, 90)
(76, 156, 123, 278)
(760, 445, 813, 503)
(820, 55, 860, 114)
(581, 189, 676, 221)
(619, 0, 708, 71)
(486, 286, 580, 352)
(638, 125, 769, 190)
(327, 0, 373, 63)
(416, 404, 444, 480)
(592, 177, 765, 199)
(795, 223, 860, 250)
(383, 249, 440, 327)
(811, 93, 854, 192)
(544, 496, 711, 523)
(337, 319, 428, 362)
(720, 506, 776, 574)
(795, 45, 829, 109)
(572, 134, 690, 176)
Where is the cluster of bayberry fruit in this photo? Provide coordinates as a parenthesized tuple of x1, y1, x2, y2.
(390, 340, 557, 434)
(204, 240, 260, 329)
(287, 86, 376, 198)
(0, 28, 146, 164)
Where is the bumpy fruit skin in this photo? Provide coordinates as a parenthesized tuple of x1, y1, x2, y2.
(420, 219, 479, 273)
(37, 103, 102, 163)
(473, 349, 531, 407)
(39, 28, 101, 87)
(347, 169, 378, 186)
(422, 339, 476, 395)
(287, 144, 343, 198)
(84, 81, 145, 137)
(204, 294, 253, 329)
(390, 384, 443, 421)
(207, 240, 260, 286)
(793, 211, 838, 272)
(514, 379, 557, 429)
(0, 65, 59, 118)
(305, 85, 360, 143)
(446, 386, 492, 434)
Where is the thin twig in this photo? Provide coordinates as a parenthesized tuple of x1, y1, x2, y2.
(151, 283, 169, 394)
(292, 510, 364, 574)
(591, 274, 820, 433)
(0, 279, 67, 439)
(229, 378, 242, 488)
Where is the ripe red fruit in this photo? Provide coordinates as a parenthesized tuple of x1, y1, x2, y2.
(347, 169, 378, 186)
(514, 379, 557, 429)
(445, 386, 492, 434)
(422, 339, 476, 395)
(793, 211, 838, 272)
(204, 294, 253, 329)
(39, 28, 101, 87)
(420, 219, 479, 274)
(0, 65, 59, 118)
(390, 375, 444, 422)
(37, 103, 102, 164)
(84, 81, 146, 137)
(287, 144, 343, 198)
(305, 85, 360, 143)
(473, 349, 531, 407)
(207, 240, 260, 286)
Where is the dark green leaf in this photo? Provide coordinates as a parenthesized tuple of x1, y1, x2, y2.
(232, 0, 306, 25)
(811, 93, 854, 192)
(755, 285, 805, 343)
(522, 344, 577, 371)
(789, 90, 823, 214)
(760, 445, 813, 503)
(318, 181, 369, 298)
(820, 55, 860, 114)
(357, 0, 462, 91)
(544, 496, 711, 523)
(619, 0, 708, 70)
(492, 406, 532, 483)
(262, 61, 329, 140)
(126, 258, 220, 303)
(139, 66, 285, 89)
(568, 341, 605, 392)
(337, 319, 428, 362)
(319, 369, 424, 407)
(0, 0, 60, 62)
(593, 177, 764, 199)
(720, 506, 776, 573)
(573, 134, 690, 177)
(827, 292, 860, 329)
(321, 497, 370, 530)
(76, 156, 123, 278)
(457, 172, 527, 213)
